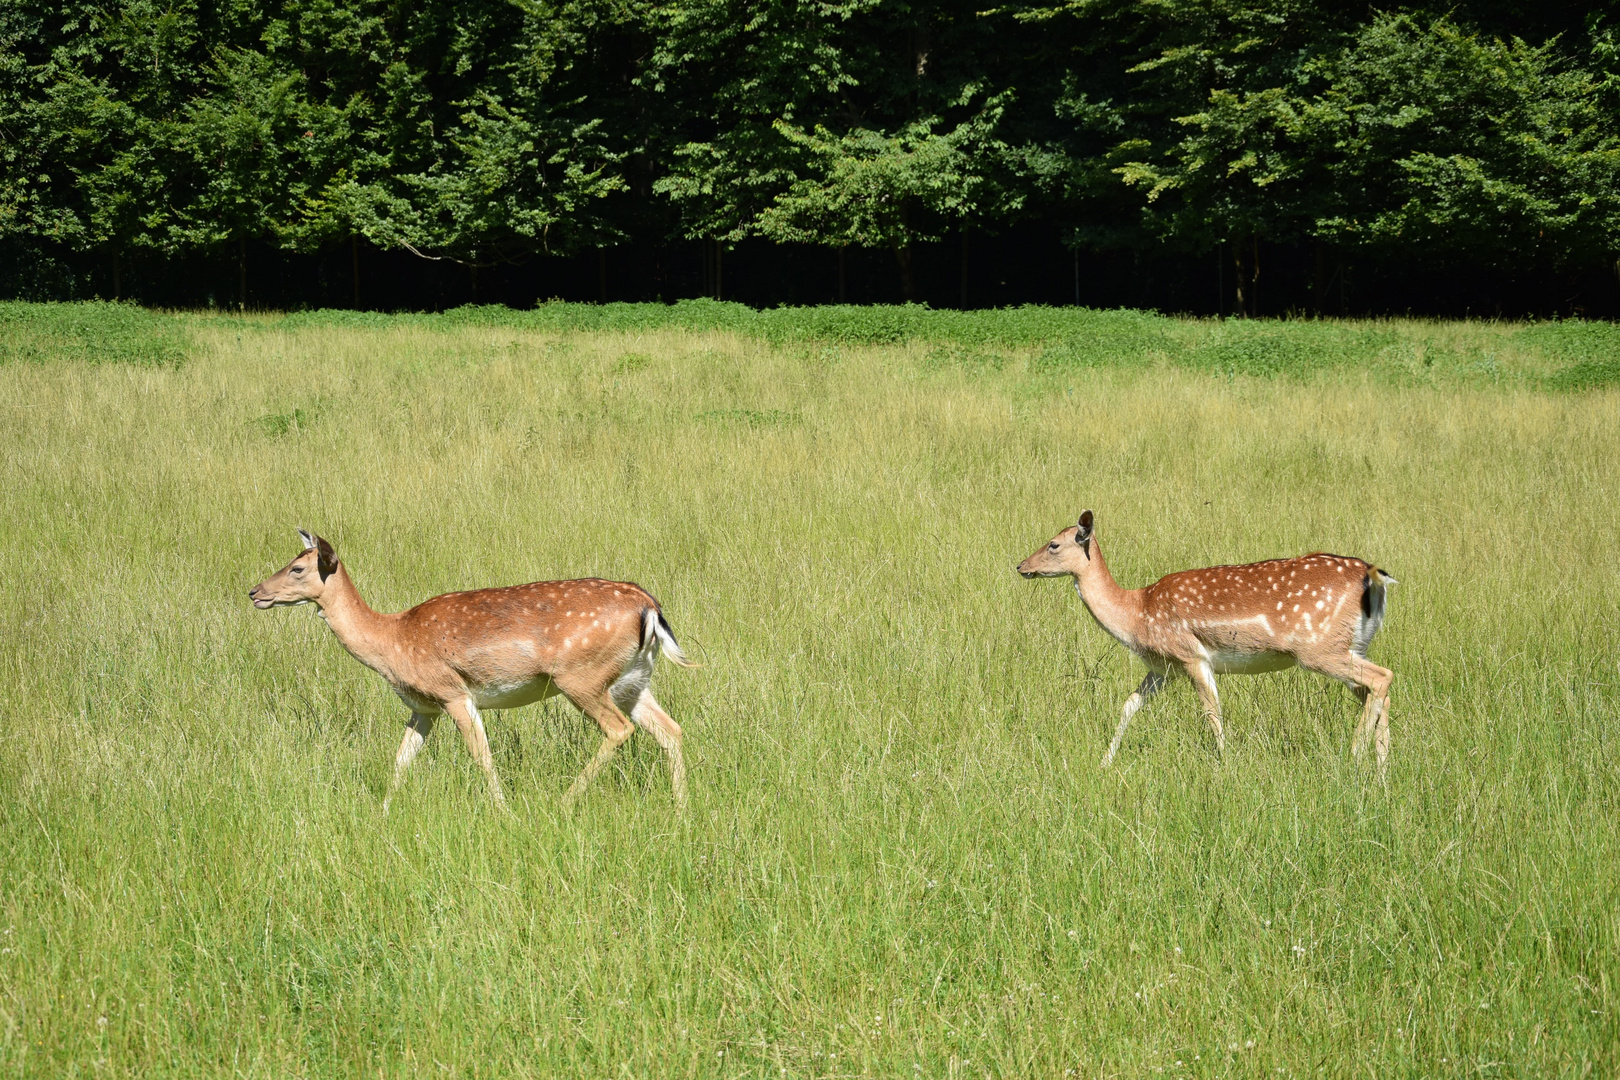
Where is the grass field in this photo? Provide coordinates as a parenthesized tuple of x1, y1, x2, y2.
(1, 304, 1618, 1077)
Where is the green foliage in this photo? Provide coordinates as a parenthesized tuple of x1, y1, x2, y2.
(1526, 320, 1620, 389)
(271, 299, 1105, 345)
(1029, 309, 1181, 370)
(1311, 17, 1620, 264)
(252, 405, 321, 437)
(1545, 359, 1620, 390)
(1179, 321, 1402, 377)
(0, 301, 187, 365)
(1117, 13, 1620, 267)
(208, 301, 1620, 386)
(646, 0, 869, 242)
(1520, 318, 1620, 362)
(757, 93, 1022, 248)
(751, 94, 1027, 298)
(6, 0, 1616, 286)
(0, 299, 1607, 387)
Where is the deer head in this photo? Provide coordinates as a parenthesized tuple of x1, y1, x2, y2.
(1018, 510, 1095, 578)
(249, 529, 340, 609)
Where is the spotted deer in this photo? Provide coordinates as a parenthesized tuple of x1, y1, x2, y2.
(249, 530, 696, 810)
(1018, 511, 1397, 773)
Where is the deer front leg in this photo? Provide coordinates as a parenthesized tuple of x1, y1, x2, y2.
(1101, 670, 1167, 768)
(1185, 660, 1225, 758)
(446, 697, 507, 808)
(383, 711, 436, 813)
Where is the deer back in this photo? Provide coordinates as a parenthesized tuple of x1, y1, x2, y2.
(1139, 553, 1373, 657)
(400, 578, 657, 689)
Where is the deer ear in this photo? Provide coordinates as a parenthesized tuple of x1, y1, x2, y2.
(313, 535, 338, 578)
(298, 528, 317, 551)
(1076, 510, 1094, 542)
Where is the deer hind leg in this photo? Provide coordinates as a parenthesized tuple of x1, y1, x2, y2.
(384, 711, 436, 813)
(1359, 661, 1395, 777)
(445, 697, 507, 808)
(559, 688, 635, 809)
(1184, 660, 1225, 758)
(630, 690, 687, 809)
(1349, 685, 1377, 758)
(1373, 692, 1391, 778)
(1101, 670, 1167, 768)
(1302, 652, 1393, 767)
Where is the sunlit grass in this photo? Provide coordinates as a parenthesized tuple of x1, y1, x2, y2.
(1, 312, 1616, 1076)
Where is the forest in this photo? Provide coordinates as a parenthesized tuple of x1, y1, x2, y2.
(4, 0, 1619, 314)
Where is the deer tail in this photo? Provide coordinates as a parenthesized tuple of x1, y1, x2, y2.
(1360, 565, 1397, 619)
(642, 607, 699, 668)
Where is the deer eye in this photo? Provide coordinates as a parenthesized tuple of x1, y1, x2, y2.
(1048, 542, 1059, 551)
(291, 565, 305, 574)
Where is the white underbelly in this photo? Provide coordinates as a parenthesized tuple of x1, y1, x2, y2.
(1209, 650, 1297, 675)
(475, 677, 560, 710)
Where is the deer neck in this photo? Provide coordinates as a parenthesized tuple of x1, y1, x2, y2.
(314, 565, 396, 673)
(1073, 539, 1146, 651)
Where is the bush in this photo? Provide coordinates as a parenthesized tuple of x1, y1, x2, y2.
(1520, 322, 1620, 390)
(0, 302, 188, 366)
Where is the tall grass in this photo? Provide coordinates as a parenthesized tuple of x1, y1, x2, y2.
(6, 299, 1616, 387)
(0, 311, 1617, 1077)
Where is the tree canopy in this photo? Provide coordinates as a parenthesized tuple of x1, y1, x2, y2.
(2, 0, 1617, 310)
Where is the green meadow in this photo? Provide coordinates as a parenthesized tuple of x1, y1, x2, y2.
(1, 303, 1617, 1077)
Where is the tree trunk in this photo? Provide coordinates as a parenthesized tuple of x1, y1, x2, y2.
(895, 243, 917, 303)
(1231, 242, 1245, 318)
(714, 240, 723, 301)
(895, 200, 917, 302)
(1312, 242, 1329, 317)
(351, 236, 361, 309)
(1251, 235, 1260, 315)
(838, 246, 847, 303)
(959, 230, 969, 309)
(1232, 236, 1259, 318)
(113, 250, 121, 301)
(238, 236, 247, 312)
(470, 260, 478, 304)
(598, 247, 607, 303)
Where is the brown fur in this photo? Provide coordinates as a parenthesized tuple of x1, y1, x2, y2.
(249, 530, 695, 809)
(1018, 510, 1395, 773)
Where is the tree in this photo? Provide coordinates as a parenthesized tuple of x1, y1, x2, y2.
(1115, 13, 1620, 312)
(756, 90, 1023, 299)
(1309, 16, 1620, 271)
(647, 0, 871, 246)
(336, 0, 642, 267)
(3, 0, 1619, 309)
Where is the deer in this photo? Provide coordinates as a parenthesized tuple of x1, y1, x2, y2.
(1017, 510, 1397, 774)
(248, 530, 697, 810)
